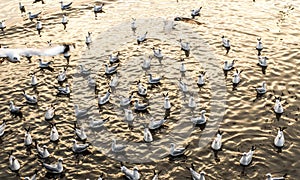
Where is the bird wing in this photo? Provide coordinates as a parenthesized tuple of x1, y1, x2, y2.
(0, 48, 15, 57)
(18, 45, 67, 57)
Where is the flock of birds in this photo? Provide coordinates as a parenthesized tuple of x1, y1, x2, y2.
(0, 0, 291, 180)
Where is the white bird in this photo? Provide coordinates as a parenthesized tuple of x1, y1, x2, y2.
(19, 2, 26, 13)
(188, 93, 197, 108)
(191, 7, 202, 18)
(120, 164, 140, 180)
(134, 100, 148, 111)
(170, 143, 188, 156)
(112, 139, 126, 152)
(258, 56, 268, 67)
(24, 127, 32, 146)
(94, 4, 104, 17)
(61, 15, 68, 30)
(0, 20, 6, 32)
(60, 1, 72, 10)
(89, 117, 109, 128)
(120, 92, 134, 106)
(36, 21, 42, 35)
(98, 90, 111, 105)
(152, 170, 161, 180)
(274, 97, 284, 114)
(50, 123, 59, 141)
(39, 59, 53, 68)
(187, 163, 206, 180)
(28, 11, 41, 21)
(142, 56, 151, 69)
(256, 38, 263, 51)
(180, 62, 186, 73)
(163, 93, 171, 110)
(109, 74, 119, 88)
(104, 63, 119, 75)
(24, 169, 39, 180)
(148, 73, 162, 84)
(78, 65, 91, 76)
(232, 69, 243, 84)
(109, 52, 120, 64)
(137, 32, 147, 44)
(74, 105, 92, 118)
(30, 74, 38, 86)
(0, 44, 73, 63)
(223, 59, 236, 71)
(274, 127, 286, 148)
(86, 32, 92, 46)
(74, 122, 87, 141)
(191, 110, 207, 125)
(9, 151, 20, 171)
(240, 146, 255, 166)
(9, 101, 22, 114)
(137, 80, 147, 96)
(131, 18, 137, 32)
(222, 36, 230, 54)
(256, 81, 267, 94)
(35, 141, 50, 158)
(88, 76, 96, 87)
(57, 68, 67, 82)
(143, 126, 153, 142)
(266, 173, 287, 180)
(124, 109, 134, 121)
(22, 90, 37, 104)
(179, 39, 190, 52)
(152, 47, 163, 59)
(211, 130, 223, 151)
(57, 84, 70, 95)
(197, 72, 205, 86)
(148, 117, 167, 130)
(0, 120, 6, 137)
(71, 140, 89, 153)
(178, 79, 188, 93)
(42, 158, 63, 174)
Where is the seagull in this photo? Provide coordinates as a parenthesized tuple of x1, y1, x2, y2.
(131, 18, 137, 32)
(71, 140, 89, 153)
(60, 1, 72, 10)
(45, 104, 55, 121)
(124, 109, 134, 121)
(94, 3, 104, 17)
(0, 20, 6, 32)
(180, 60, 186, 73)
(0, 120, 6, 137)
(56, 84, 70, 95)
(191, 7, 202, 18)
(22, 90, 37, 104)
(258, 56, 268, 67)
(170, 143, 187, 156)
(178, 79, 188, 93)
(109, 52, 120, 64)
(137, 32, 147, 45)
(42, 158, 63, 174)
(109, 74, 119, 88)
(142, 56, 151, 69)
(120, 92, 134, 106)
(179, 39, 190, 53)
(211, 130, 223, 151)
(163, 93, 171, 110)
(143, 126, 153, 142)
(89, 117, 109, 129)
(104, 63, 119, 75)
(9, 101, 22, 114)
(8, 151, 20, 171)
(187, 163, 206, 180)
(120, 164, 140, 180)
(24, 127, 32, 146)
(256, 81, 267, 94)
(98, 89, 111, 105)
(222, 36, 230, 54)
(74, 122, 87, 141)
(256, 37, 263, 55)
(24, 169, 39, 180)
(86, 32, 92, 47)
(39, 59, 53, 68)
(152, 170, 161, 180)
(134, 99, 148, 111)
(197, 72, 205, 86)
(50, 123, 59, 141)
(112, 139, 126, 152)
(274, 97, 283, 114)
(61, 14, 68, 30)
(188, 93, 196, 108)
(232, 69, 243, 84)
(35, 140, 50, 158)
(191, 110, 207, 124)
(19, 2, 26, 13)
(148, 116, 167, 130)
(88, 76, 96, 87)
(57, 67, 67, 82)
(148, 73, 162, 84)
(30, 74, 38, 86)
(152, 47, 163, 59)
(78, 65, 91, 76)
(137, 80, 147, 96)
(28, 12, 42, 21)
(74, 105, 92, 118)
(0, 44, 73, 62)
(240, 146, 255, 166)
(274, 127, 286, 148)
(223, 59, 237, 71)
(36, 20, 42, 35)
(266, 173, 287, 180)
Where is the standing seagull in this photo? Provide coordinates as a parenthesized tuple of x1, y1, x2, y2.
(61, 14, 68, 30)
(36, 20, 42, 35)
(232, 69, 243, 85)
(0, 20, 6, 32)
(256, 81, 267, 95)
(211, 130, 223, 151)
(186, 163, 206, 180)
(274, 127, 286, 148)
(86, 32, 92, 47)
(28, 12, 42, 21)
(60, 1, 72, 11)
(24, 127, 32, 146)
(256, 37, 263, 56)
(94, 3, 104, 17)
(120, 163, 140, 180)
(19, 2, 26, 13)
(137, 32, 147, 45)
(8, 151, 20, 171)
(71, 140, 89, 153)
(169, 143, 188, 156)
(222, 36, 230, 54)
(42, 158, 63, 174)
(191, 7, 202, 19)
(131, 18, 137, 32)
(274, 97, 283, 114)
(240, 146, 255, 166)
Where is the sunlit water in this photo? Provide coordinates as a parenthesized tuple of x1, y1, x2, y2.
(0, 0, 299, 179)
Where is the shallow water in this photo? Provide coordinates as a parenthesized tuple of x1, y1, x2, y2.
(0, 0, 299, 179)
